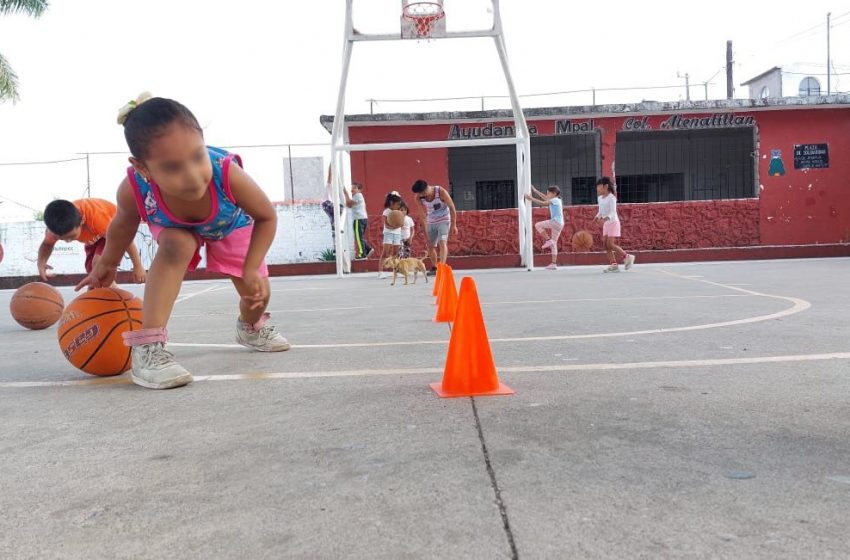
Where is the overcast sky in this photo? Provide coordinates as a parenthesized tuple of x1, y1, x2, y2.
(0, 0, 847, 217)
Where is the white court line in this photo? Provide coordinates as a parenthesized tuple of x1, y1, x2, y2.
(169, 294, 753, 319)
(174, 285, 226, 304)
(2, 352, 848, 388)
(167, 271, 810, 349)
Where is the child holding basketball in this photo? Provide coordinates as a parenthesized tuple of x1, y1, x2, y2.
(595, 177, 635, 273)
(38, 198, 146, 284)
(76, 93, 289, 390)
(399, 202, 415, 259)
(378, 192, 403, 279)
(524, 185, 564, 270)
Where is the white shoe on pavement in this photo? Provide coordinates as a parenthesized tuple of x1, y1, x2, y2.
(130, 343, 193, 390)
(236, 314, 291, 352)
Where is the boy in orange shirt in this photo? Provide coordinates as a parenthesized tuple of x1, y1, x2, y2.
(37, 198, 146, 283)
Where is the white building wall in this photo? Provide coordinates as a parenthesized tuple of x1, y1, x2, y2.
(0, 203, 338, 278)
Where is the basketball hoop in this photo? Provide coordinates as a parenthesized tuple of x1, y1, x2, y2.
(402, 1, 445, 39)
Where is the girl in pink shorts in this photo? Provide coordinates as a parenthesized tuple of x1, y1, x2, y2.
(595, 177, 635, 273)
(76, 93, 289, 390)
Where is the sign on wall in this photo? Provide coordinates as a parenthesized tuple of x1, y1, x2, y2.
(793, 144, 829, 170)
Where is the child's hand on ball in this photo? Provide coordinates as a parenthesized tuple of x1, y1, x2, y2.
(75, 262, 117, 292)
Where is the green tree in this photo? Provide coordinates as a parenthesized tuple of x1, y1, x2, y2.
(0, 0, 49, 103)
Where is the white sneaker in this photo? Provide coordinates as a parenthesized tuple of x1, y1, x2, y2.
(625, 254, 636, 270)
(236, 319, 291, 352)
(130, 343, 193, 390)
(377, 272, 387, 279)
(603, 265, 620, 273)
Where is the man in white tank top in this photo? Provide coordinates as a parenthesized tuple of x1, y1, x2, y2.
(412, 179, 458, 276)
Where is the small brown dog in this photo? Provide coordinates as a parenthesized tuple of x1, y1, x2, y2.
(382, 254, 429, 286)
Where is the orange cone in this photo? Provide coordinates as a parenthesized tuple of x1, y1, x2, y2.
(433, 266, 458, 323)
(432, 263, 443, 304)
(431, 277, 514, 398)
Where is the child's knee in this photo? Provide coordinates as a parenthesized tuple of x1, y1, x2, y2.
(156, 230, 197, 263)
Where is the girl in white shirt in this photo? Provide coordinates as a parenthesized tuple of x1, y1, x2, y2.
(399, 202, 415, 258)
(378, 192, 403, 279)
(595, 177, 635, 273)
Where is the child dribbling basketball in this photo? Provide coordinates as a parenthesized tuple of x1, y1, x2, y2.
(524, 185, 564, 270)
(595, 177, 635, 273)
(76, 93, 289, 390)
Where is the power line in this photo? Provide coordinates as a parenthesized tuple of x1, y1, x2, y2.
(782, 71, 850, 76)
(369, 83, 689, 105)
(0, 156, 87, 167)
(0, 194, 40, 213)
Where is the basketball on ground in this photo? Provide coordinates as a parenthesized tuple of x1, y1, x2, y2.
(386, 210, 405, 229)
(10, 282, 65, 330)
(572, 230, 594, 252)
(57, 287, 143, 376)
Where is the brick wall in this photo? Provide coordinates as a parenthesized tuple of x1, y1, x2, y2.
(360, 199, 760, 257)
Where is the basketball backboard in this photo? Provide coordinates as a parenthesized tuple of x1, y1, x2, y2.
(350, 0, 494, 39)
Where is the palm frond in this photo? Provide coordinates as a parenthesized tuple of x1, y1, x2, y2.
(0, 0, 48, 17)
(0, 52, 20, 103)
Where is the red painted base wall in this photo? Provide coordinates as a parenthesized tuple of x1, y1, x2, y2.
(361, 199, 760, 257)
(348, 105, 850, 251)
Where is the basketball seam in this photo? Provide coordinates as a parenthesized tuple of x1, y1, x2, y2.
(58, 309, 136, 342)
(11, 295, 64, 306)
(119, 347, 131, 374)
(79, 319, 133, 373)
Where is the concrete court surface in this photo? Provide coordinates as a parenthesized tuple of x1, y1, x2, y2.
(0, 258, 848, 559)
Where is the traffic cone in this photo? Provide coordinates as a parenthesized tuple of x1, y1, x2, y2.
(431, 263, 443, 304)
(433, 266, 458, 323)
(430, 277, 514, 398)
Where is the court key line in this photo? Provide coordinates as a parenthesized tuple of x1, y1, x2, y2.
(165, 271, 808, 349)
(169, 293, 754, 318)
(2, 351, 848, 388)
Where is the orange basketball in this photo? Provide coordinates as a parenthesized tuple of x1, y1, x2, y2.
(57, 287, 143, 376)
(571, 230, 594, 252)
(386, 209, 405, 229)
(10, 282, 65, 330)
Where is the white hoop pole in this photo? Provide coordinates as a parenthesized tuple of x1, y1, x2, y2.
(351, 30, 499, 42)
(333, 0, 531, 275)
(492, 1, 533, 271)
(339, 136, 524, 152)
(330, 0, 357, 277)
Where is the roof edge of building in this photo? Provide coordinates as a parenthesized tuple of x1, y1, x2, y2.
(319, 94, 850, 133)
(741, 66, 782, 86)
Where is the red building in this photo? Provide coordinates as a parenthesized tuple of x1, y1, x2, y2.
(322, 96, 850, 266)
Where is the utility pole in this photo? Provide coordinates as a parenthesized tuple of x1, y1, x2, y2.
(726, 40, 734, 99)
(82, 153, 91, 198)
(827, 12, 831, 95)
